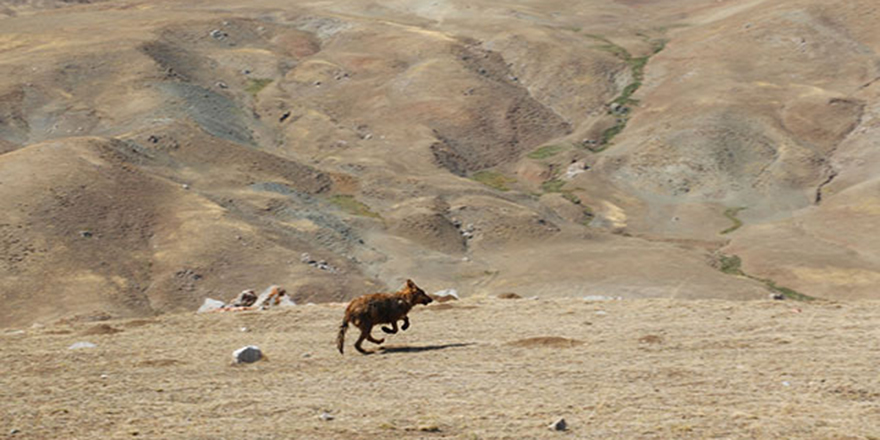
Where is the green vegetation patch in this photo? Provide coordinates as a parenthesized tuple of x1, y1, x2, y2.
(541, 179, 566, 193)
(527, 144, 567, 160)
(245, 78, 273, 96)
(714, 252, 816, 301)
(472, 170, 517, 192)
(720, 207, 747, 235)
(718, 254, 744, 276)
(762, 280, 816, 302)
(328, 195, 381, 219)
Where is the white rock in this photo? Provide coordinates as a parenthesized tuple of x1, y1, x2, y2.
(319, 412, 334, 421)
(197, 298, 226, 313)
(68, 342, 97, 350)
(549, 418, 567, 431)
(233, 345, 263, 364)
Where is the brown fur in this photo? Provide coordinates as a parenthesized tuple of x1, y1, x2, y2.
(337, 279, 433, 354)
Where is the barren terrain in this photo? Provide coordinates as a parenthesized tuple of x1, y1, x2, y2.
(2, 0, 879, 328)
(2, 1, 880, 437)
(2, 297, 879, 439)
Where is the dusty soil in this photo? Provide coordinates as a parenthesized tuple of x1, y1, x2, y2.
(2, 297, 879, 439)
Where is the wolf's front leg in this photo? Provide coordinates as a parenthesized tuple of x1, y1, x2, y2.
(401, 316, 410, 331)
(381, 320, 399, 334)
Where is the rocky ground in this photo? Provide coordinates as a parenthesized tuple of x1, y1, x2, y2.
(2, 296, 879, 439)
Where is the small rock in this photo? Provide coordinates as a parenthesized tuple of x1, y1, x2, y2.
(319, 412, 334, 421)
(549, 418, 567, 431)
(302, 353, 311, 358)
(240, 327, 249, 333)
(229, 290, 258, 307)
(782, 381, 791, 387)
(418, 425, 441, 432)
(68, 341, 97, 350)
(197, 298, 226, 313)
(182, 184, 190, 190)
(594, 310, 607, 316)
(233, 345, 262, 364)
(209, 29, 228, 40)
(216, 81, 228, 89)
(770, 293, 785, 300)
(497, 292, 522, 299)
(10, 429, 20, 435)
(79, 230, 93, 238)
(564, 160, 590, 179)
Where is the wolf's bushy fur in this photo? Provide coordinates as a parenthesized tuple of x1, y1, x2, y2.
(337, 279, 433, 354)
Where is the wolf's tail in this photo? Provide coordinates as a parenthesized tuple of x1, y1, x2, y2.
(336, 316, 349, 355)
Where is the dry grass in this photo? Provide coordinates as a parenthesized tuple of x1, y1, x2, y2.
(2, 298, 879, 439)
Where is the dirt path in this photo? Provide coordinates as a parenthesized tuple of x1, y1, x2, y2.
(2, 297, 879, 439)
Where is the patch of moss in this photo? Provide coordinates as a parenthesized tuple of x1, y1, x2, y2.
(245, 78, 273, 96)
(527, 144, 567, 160)
(720, 207, 746, 235)
(328, 195, 381, 219)
(472, 170, 516, 192)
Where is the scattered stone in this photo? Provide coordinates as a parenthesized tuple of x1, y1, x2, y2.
(182, 184, 190, 190)
(100, 374, 108, 379)
(68, 341, 97, 350)
(229, 289, 258, 307)
(209, 29, 228, 40)
(564, 160, 590, 180)
(302, 353, 311, 358)
(279, 111, 291, 122)
(549, 418, 567, 431)
(197, 298, 226, 313)
(10, 429, 20, 435)
(594, 310, 607, 316)
(253, 285, 295, 309)
(418, 425, 441, 432)
(431, 289, 459, 303)
(242, 69, 251, 75)
(79, 230, 93, 238)
(215, 81, 228, 89)
(497, 292, 522, 299)
(232, 345, 263, 364)
(319, 412, 334, 421)
(240, 327, 249, 333)
(770, 293, 785, 300)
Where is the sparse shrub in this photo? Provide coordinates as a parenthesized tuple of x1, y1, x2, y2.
(328, 195, 381, 218)
(527, 144, 567, 160)
(472, 171, 516, 191)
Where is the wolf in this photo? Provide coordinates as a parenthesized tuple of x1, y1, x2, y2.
(336, 279, 433, 354)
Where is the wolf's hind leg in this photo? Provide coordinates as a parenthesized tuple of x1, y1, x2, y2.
(365, 329, 385, 345)
(354, 330, 371, 354)
(401, 316, 410, 331)
(381, 320, 399, 334)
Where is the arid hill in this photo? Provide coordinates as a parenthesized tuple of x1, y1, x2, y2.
(1, 0, 879, 327)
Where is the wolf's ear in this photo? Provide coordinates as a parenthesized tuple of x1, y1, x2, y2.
(406, 279, 416, 288)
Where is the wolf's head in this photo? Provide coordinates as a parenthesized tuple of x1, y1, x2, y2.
(403, 279, 433, 305)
